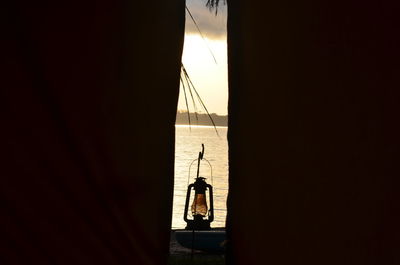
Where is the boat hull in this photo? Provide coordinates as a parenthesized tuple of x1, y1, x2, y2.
(174, 228, 226, 253)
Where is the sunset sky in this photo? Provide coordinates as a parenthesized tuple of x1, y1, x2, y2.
(178, 0, 228, 115)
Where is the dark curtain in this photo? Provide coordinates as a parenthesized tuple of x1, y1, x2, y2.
(227, 0, 400, 265)
(1, 1, 184, 265)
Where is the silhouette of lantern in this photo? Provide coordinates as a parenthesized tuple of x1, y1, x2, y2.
(184, 144, 214, 230)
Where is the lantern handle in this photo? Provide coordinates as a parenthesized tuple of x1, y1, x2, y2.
(188, 157, 213, 186)
(202, 158, 214, 187)
(196, 144, 205, 179)
(200, 143, 204, 160)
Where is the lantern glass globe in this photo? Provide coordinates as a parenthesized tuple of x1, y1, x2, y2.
(191, 193, 208, 217)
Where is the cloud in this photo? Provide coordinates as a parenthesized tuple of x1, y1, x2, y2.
(185, 0, 227, 40)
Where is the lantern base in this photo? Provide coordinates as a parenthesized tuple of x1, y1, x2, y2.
(185, 216, 211, 230)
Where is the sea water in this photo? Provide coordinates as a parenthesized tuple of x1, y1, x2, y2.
(172, 125, 228, 229)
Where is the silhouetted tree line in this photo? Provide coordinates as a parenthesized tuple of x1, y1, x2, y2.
(176, 110, 227, 126)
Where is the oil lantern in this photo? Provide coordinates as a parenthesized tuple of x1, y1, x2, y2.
(183, 144, 214, 230)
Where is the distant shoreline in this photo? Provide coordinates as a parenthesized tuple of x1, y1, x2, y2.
(176, 111, 227, 127)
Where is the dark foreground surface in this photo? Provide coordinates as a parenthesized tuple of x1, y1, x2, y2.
(168, 255, 225, 265)
(169, 230, 225, 265)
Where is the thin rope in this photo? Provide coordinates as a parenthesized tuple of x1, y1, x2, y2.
(181, 64, 199, 124)
(182, 65, 220, 137)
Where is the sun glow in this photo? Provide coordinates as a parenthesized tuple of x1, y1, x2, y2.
(179, 34, 228, 115)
